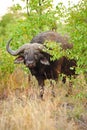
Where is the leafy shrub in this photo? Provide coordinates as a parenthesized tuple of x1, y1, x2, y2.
(0, 48, 15, 76)
(44, 41, 70, 61)
(66, 0, 87, 73)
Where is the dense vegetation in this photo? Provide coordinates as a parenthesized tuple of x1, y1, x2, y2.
(0, 0, 87, 129)
(0, 0, 87, 75)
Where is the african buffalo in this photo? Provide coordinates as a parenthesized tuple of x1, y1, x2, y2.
(6, 31, 77, 98)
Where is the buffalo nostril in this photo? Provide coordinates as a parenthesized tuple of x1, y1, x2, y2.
(26, 61, 35, 68)
(29, 63, 33, 67)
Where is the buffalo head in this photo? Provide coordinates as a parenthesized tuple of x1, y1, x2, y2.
(6, 39, 50, 68)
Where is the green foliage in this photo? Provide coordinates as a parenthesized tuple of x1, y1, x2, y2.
(9, 4, 22, 13)
(44, 41, 67, 61)
(0, 48, 15, 77)
(66, 0, 87, 73)
(11, 0, 58, 41)
(0, 13, 14, 36)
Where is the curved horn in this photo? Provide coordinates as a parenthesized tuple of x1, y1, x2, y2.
(31, 43, 44, 50)
(6, 39, 45, 56)
(6, 39, 31, 56)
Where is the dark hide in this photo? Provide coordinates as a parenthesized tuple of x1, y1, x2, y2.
(30, 31, 77, 98)
(31, 31, 73, 49)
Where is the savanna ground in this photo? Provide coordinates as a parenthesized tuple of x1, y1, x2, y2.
(0, 67, 87, 130)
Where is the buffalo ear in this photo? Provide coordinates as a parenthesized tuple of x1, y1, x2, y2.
(40, 57, 50, 65)
(14, 56, 24, 64)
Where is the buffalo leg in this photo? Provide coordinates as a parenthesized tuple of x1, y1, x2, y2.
(40, 85, 44, 99)
(62, 76, 66, 84)
(67, 77, 73, 96)
(37, 78, 44, 99)
(28, 74, 32, 87)
(50, 80, 56, 97)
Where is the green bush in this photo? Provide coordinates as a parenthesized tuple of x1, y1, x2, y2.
(0, 48, 15, 76)
(66, 0, 87, 73)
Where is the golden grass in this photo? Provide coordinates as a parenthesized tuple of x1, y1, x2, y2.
(0, 94, 78, 130)
(0, 68, 87, 130)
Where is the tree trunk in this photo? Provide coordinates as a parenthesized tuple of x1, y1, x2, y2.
(26, 0, 29, 16)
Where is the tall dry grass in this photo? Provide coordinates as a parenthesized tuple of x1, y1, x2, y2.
(0, 94, 78, 130)
(0, 68, 87, 130)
